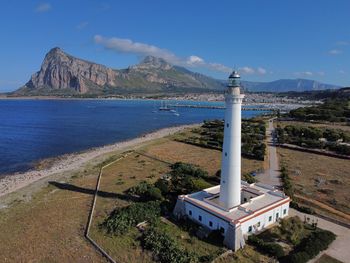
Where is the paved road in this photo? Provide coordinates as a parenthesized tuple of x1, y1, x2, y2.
(255, 118, 281, 187)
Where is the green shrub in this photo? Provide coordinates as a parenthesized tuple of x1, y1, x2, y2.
(142, 227, 198, 263)
(248, 235, 285, 258)
(102, 201, 161, 235)
(127, 181, 163, 201)
(290, 201, 315, 214)
(280, 166, 294, 198)
(282, 229, 336, 263)
(243, 173, 257, 184)
(279, 217, 305, 245)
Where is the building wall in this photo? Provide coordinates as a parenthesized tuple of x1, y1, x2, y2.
(184, 202, 230, 233)
(184, 200, 289, 237)
(240, 202, 290, 235)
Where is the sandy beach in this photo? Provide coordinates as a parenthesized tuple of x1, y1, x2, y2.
(0, 124, 198, 198)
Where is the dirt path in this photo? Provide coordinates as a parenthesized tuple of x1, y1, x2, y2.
(295, 194, 350, 222)
(255, 118, 281, 187)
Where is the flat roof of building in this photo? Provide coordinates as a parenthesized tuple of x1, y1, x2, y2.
(182, 181, 290, 224)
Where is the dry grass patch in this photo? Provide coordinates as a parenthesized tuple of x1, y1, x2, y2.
(0, 172, 106, 263)
(89, 152, 170, 263)
(278, 147, 350, 220)
(140, 139, 263, 176)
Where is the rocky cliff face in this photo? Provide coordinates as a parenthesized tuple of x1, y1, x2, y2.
(24, 47, 119, 93)
(18, 48, 224, 95)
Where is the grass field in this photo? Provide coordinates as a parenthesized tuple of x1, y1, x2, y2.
(278, 147, 350, 222)
(0, 168, 106, 262)
(0, 128, 265, 262)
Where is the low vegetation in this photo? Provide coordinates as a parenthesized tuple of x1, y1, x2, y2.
(249, 217, 336, 263)
(282, 229, 336, 263)
(141, 227, 197, 263)
(276, 124, 350, 155)
(247, 235, 285, 258)
(175, 119, 266, 160)
(102, 201, 161, 235)
(289, 99, 350, 123)
(127, 181, 164, 201)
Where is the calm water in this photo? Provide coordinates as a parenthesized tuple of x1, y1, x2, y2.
(0, 99, 263, 175)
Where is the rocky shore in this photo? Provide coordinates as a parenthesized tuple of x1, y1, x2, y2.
(0, 124, 198, 198)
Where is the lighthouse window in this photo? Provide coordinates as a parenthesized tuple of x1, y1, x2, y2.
(225, 152, 227, 157)
(198, 215, 202, 222)
(226, 123, 229, 128)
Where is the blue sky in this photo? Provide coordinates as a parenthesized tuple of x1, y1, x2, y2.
(0, 0, 349, 92)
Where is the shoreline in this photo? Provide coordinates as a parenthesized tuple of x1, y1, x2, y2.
(0, 123, 199, 198)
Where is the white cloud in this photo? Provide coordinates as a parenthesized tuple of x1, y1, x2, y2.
(329, 49, 342, 55)
(257, 67, 267, 75)
(339, 70, 346, 74)
(336, 41, 349, 46)
(94, 35, 269, 75)
(186, 55, 205, 66)
(239, 67, 255, 74)
(76, 21, 89, 30)
(94, 35, 233, 73)
(94, 35, 180, 64)
(35, 3, 51, 13)
(295, 71, 313, 77)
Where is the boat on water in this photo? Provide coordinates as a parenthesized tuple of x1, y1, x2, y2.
(159, 101, 171, 111)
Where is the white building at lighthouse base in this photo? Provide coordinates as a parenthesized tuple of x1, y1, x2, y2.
(173, 181, 290, 251)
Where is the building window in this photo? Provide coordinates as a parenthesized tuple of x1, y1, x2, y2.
(220, 227, 225, 234)
(189, 210, 192, 216)
(269, 216, 272, 222)
(257, 222, 261, 227)
(276, 213, 279, 220)
(283, 209, 287, 215)
(248, 226, 252, 232)
(209, 221, 213, 227)
(226, 123, 229, 128)
(198, 215, 202, 222)
(225, 152, 227, 157)
(244, 198, 247, 202)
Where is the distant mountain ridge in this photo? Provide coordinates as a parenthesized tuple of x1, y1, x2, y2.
(242, 79, 340, 93)
(16, 48, 224, 96)
(14, 47, 341, 96)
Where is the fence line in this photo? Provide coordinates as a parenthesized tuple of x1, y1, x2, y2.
(85, 152, 133, 263)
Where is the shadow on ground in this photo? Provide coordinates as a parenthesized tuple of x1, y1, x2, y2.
(49, 181, 136, 201)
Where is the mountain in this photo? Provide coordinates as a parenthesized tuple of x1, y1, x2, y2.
(242, 79, 339, 93)
(15, 48, 224, 96)
(14, 47, 341, 96)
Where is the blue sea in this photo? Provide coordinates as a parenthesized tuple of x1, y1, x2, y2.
(0, 99, 264, 175)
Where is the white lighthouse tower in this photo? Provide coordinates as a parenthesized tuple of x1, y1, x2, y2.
(219, 71, 245, 209)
